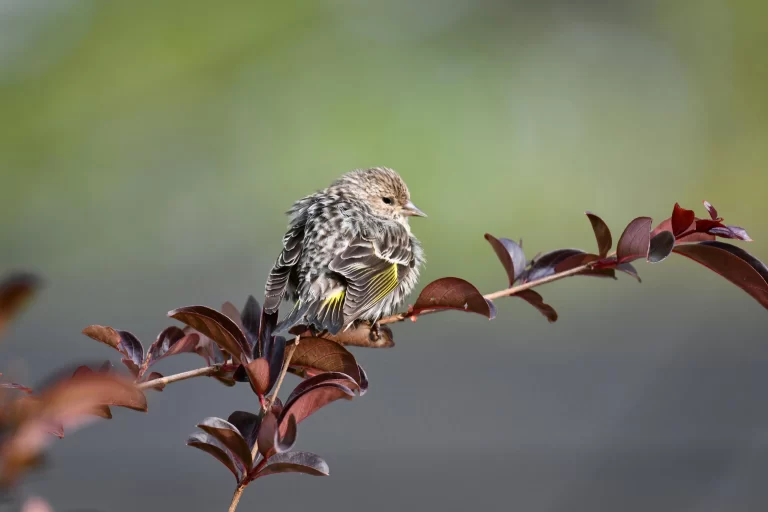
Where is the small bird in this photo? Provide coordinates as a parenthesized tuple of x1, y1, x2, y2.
(264, 167, 426, 336)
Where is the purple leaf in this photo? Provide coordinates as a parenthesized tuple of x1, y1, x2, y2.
(484, 234, 526, 286)
(227, 411, 261, 451)
(168, 305, 250, 364)
(522, 249, 589, 282)
(673, 241, 768, 310)
(147, 326, 185, 361)
(197, 417, 253, 471)
(279, 381, 355, 436)
(289, 338, 362, 386)
(117, 331, 144, 368)
(671, 203, 695, 237)
(703, 200, 718, 220)
(277, 414, 297, 453)
(265, 336, 286, 393)
(244, 358, 271, 396)
(616, 217, 652, 263)
(515, 289, 558, 323)
(256, 411, 279, 458)
(647, 231, 675, 263)
(411, 278, 496, 320)
(255, 451, 329, 479)
(616, 262, 641, 282)
(186, 432, 243, 483)
(585, 212, 612, 258)
(241, 296, 261, 356)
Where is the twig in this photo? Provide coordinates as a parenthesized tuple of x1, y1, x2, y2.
(228, 484, 246, 512)
(379, 261, 595, 325)
(136, 263, 595, 392)
(264, 337, 299, 410)
(137, 365, 220, 390)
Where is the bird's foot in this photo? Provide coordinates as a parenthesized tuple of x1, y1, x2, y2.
(368, 321, 381, 342)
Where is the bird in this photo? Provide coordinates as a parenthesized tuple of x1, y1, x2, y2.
(263, 167, 426, 336)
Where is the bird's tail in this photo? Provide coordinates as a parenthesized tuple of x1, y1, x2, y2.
(275, 290, 346, 335)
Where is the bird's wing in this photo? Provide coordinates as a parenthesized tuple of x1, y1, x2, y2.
(264, 224, 305, 314)
(329, 227, 411, 324)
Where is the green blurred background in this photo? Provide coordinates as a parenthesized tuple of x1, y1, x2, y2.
(2, 1, 768, 511)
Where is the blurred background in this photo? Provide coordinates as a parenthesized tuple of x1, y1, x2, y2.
(2, 1, 768, 510)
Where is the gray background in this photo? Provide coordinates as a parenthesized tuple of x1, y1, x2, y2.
(2, 1, 768, 511)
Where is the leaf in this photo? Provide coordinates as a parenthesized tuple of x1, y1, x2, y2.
(0, 273, 40, 335)
(256, 411, 279, 458)
(186, 432, 243, 483)
(240, 296, 261, 356)
(147, 326, 186, 361)
(673, 241, 768, 309)
(484, 234, 526, 286)
(411, 278, 496, 319)
(616, 217, 652, 263)
(117, 331, 144, 368)
(197, 417, 253, 471)
(707, 225, 753, 241)
(671, 203, 695, 236)
(291, 323, 395, 349)
(522, 249, 589, 282)
(227, 410, 261, 451)
(81, 325, 122, 352)
(616, 262, 641, 282)
(647, 231, 675, 263)
(357, 365, 369, 396)
(255, 451, 329, 479)
(286, 371, 362, 398)
(265, 335, 286, 392)
(144, 372, 165, 391)
(515, 290, 558, 323)
(168, 306, 250, 363)
(244, 358, 271, 396)
(0, 382, 33, 394)
(585, 212, 612, 257)
(290, 337, 362, 385)
(703, 200, 718, 220)
(277, 414, 297, 453)
(221, 301, 245, 334)
(279, 380, 355, 435)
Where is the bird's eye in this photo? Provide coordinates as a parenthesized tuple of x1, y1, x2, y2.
(382, 197, 393, 205)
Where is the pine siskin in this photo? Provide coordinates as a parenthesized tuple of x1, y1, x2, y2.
(264, 167, 426, 335)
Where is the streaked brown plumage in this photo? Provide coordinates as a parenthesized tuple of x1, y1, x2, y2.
(264, 167, 426, 335)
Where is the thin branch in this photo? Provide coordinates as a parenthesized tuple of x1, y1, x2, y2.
(379, 261, 595, 325)
(135, 262, 595, 391)
(228, 483, 246, 512)
(264, 337, 299, 410)
(137, 365, 220, 390)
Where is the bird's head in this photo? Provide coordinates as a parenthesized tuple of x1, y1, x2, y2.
(330, 167, 427, 226)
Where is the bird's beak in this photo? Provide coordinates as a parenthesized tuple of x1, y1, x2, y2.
(403, 201, 427, 218)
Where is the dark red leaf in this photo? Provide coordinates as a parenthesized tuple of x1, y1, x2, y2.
(117, 331, 144, 368)
(255, 451, 329, 479)
(279, 381, 354, 436)
(585, 212, 612, 258)
(244, 358, 271, 396)
(647, 231, 675, 263)
(671, 203, 695, 237)
(240, 296, 261, 356)
(186, 433, 243, 482)
(673, 241, 768, 309)
(651, 218, 714, 242)
(197, 417, 253, 471)
(0, 382, 33, 394)
(616, 262, 641, 282)
(277, 414, 297, 453)
(0, 273, 40, 335)
(144, 372, 165, 391)
(412, 278, 495, 319)
(227, 411, 261, 451)
(289, 337, 362, 386)
(147, 326, 185, 361)
(703, 200, 719, 220)
(265, 335, 286, 392)
(257, 411, 279, 458)
(121, 358, 140, 377)
(286, 371, 361, 401)
(616, 217, 652, 263)
(484, 234, 526, 286)
(168, 306, 250, 363)
(515, 290, 558, 323)
(357, 365, 369, 396)
(523, 249, 589, 282)
(708, 225, 752, 241)
(81, 325, 122, 352)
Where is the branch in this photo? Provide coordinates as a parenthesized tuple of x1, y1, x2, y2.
(137, 365, 221, 390)
(379, 260, 594, 325)
(136, 263, 593, 392)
